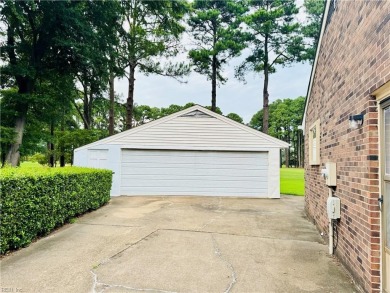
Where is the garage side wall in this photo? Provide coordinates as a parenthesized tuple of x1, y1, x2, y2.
(73, 148, 88, 167)
(304, 2, 389, 292)
(74, 145, 121, 196)
(268, 149, 280, 198)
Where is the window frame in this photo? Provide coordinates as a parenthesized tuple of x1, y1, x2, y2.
(309, 119, 321, 165)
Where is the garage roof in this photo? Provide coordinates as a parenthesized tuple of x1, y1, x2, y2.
(75, 105, 290, 152)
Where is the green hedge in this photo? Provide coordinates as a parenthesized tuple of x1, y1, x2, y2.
(0, 167, 112, 254)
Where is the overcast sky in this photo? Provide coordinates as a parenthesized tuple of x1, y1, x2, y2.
(115, 58, 311, 123)
(115, 0, 312, 124)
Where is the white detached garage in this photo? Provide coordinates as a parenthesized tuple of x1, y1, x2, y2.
(74, 105, 289, 198)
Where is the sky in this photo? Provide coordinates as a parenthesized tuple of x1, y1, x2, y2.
(114, 0, 312, 124)
(115, 58, 312, 124)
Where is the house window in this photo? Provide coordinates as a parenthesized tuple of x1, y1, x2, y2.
(309, 119, 320, 165)
(385, 105, 390, 176)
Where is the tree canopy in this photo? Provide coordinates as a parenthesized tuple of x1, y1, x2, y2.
(236, 0, 305, 134)
(188, 0, 247, 112)
(119, 0, 190, 129)
(250, 96, 305, 167)
(301, 0, 325, 62)
(0, 1, 122, 165)
(0, 0, 322, 167)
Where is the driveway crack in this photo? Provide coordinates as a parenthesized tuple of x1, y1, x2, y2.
(211, 234, 237, 293)
(91, 270, 176, 293)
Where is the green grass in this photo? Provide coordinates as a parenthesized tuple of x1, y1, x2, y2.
(280, 168, 304, 196)
(20, 161, 44, 168)
(19, 161, 72, 168)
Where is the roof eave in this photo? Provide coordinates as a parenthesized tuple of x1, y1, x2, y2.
(301, 0, 331, 132)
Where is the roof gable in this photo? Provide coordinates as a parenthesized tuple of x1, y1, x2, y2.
(75, 105, 289, 151)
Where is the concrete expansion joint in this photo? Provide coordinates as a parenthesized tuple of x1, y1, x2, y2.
(77, 223, 141, 228)
(91, 270, 176, 293)
(211, 234, 237, 293)
(90, 229, 177, 293)
(108, 230, 159, 261)
(159, 228, 322, 245)
(91, 229, 160, 277)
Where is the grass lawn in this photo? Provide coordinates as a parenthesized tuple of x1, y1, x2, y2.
(20, 161, 44, 168)
(280, 168, 304, 196)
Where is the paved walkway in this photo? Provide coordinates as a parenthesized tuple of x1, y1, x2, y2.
(1, 196, 358, 292)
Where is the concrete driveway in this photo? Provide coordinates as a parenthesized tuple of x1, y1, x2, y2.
(1, 196, 357, 293)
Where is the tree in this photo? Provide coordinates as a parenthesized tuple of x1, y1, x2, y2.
(188, 0, 247, 112)
(236, 0, 305, 134)
(119, 0, 190, 130)
(159, 103, 195, 117)
(133, 105, 160, 127)
(250, 96, 305, 167)
(72, 1, 123, 130)
(226, 113, 243, 123)
(55, 129, 107, 165)
(90, 96, 126, 133)
(301, 0, 325, 62)
(0, 1, 119, 166)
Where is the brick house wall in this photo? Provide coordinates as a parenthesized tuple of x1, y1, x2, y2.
(304, 1, 389, 292)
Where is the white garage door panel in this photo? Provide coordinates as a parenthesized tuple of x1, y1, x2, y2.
(122, 153, 265, 163)
(121, 167, 267, 176)
(122, 174, 267, 182)
(121, 150, 268, 197)
(122, 179, 267, 189)
(120, 188, 265, 196)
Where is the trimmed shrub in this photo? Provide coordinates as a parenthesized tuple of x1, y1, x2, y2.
(0, 167, 112, 254)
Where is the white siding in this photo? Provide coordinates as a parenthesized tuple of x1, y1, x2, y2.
(74, 106, 287, 197)
(109, 117, 281, 150)
(120, 150, 269, 197)
(74, 145, 122, 196)
(88, 149, 108, 169)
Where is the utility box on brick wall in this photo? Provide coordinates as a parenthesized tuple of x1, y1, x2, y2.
(327, 197, 341, 220)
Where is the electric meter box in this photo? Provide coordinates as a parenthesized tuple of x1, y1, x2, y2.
(321, 162, 337, 186)
(327, 197, 341, 219)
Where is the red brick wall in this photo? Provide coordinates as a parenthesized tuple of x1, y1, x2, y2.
(304, 1, 389, 292)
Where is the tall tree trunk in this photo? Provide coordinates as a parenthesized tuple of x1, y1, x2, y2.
(60, 152, 65, 167)
(83, 85, 90, 129)
(59, 120, 65, 167)
(211, 22, 217, 112)
(5, 108, 27, 166)
(109, 72, 115, 135)
(297, 132, 300, 167)
(49, 121, 55, 167)
(285, 147, 290, 168)
(126, 65, 136, 130)
(211, 57, 217, 112)
(4, 26, 31, 166)
(88, 86, 94, 128)
(285, 131, 290, 168)
(262, 36, 269, 134)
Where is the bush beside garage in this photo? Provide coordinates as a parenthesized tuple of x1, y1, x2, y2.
(0, 167, 112, 254)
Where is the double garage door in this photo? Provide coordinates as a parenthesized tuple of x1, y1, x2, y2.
(120, 149, 268, 197)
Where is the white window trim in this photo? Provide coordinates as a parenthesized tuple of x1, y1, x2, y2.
(309, 119, 321, 165)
